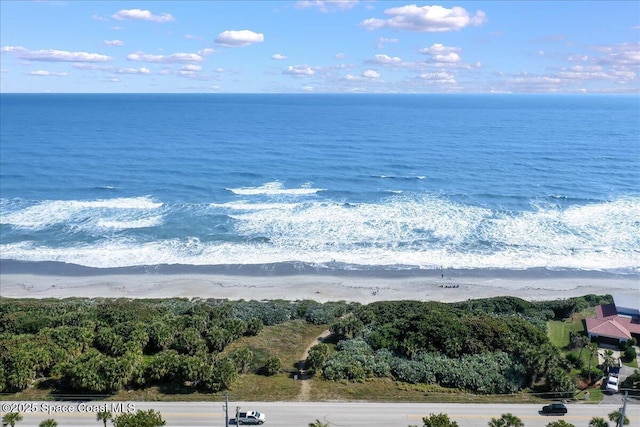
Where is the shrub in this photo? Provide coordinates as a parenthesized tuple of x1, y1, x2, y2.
(262, 355, 281, 376)
(580, 367, 603, 382)
(623, 347, 637, 362)
(565, 352, 582, 368)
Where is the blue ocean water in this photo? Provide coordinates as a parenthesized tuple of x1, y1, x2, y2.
(1, 94, 638, 274)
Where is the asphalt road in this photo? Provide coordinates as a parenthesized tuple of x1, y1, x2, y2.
(1, 400, 638, 427)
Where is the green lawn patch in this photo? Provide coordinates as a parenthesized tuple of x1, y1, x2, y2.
(547, 319, 583, 348)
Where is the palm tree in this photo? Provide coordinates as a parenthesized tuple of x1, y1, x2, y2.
(576, 335, 590, 360)
(2, 412, 23, 427)
(525, 346, 548, 387)
(589, 417, 609, 427)
(546, 421, 575, 427)
(421, 413, 459, 427)
(601, 350, 616, 373)
(586, 342, 599, 383)
(608, 410, 630, 426)
(38, 419, 58, 427)
(96, 410, 113, 427)
(308, 419, 330, 427)
(488, 413, 524, 427)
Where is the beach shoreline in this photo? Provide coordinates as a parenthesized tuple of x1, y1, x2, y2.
(0, 262, 637, 303)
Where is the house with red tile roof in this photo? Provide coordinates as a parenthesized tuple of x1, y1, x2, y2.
(586, 297, 640, 346)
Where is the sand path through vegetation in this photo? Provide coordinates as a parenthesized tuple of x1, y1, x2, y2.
(296, 329, 332, 401)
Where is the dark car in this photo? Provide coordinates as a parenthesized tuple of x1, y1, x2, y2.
(541, 403, 567, 415)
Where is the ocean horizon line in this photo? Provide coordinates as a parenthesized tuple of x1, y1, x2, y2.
(2, 92, 638, 97)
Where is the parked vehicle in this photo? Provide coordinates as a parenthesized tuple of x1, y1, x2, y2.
(606, 375, 620, 393)
(540, 403, 567, 415)
(231, 411, 266, 425)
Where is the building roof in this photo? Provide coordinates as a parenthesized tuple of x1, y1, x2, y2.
(586, 303, 640, 341)
(586, 317, 632, 340)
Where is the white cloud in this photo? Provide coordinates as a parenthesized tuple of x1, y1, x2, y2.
(376, 37, 399, 49)
(362, 69, 380, 79)
(127, 52, 203, 63)
(295, 0, 359, 13)
(29, 70, 68, 76)
(103, 40, 124, 47)
(560, 42, 640, 89)
(367, 54, 402, 65)
(506, 75, 564, 93)
(92, 14, 108, 22)
(418, 71, 456, 84)
(1, 46, 112, 62)
(419, 43, 460, 55)
(71, 63, 112, 71)
(359, 4, 486, 32)
(431, 52, 461, 63)
(181, 64, 202, 72)
(112, 9, 175, 23)
(567, 55, 589, 62)
(178, 64, 203, 76)
(114, 67, 151, 75)
(197, 48, 216, 56)
(272, 53, 288, 60)
(592, 42, 640, 67)
(334, 53, 347, 60)
(418, 43, 480, 69)
(215, 30, 264, 47)
(283, 65, 315, 75)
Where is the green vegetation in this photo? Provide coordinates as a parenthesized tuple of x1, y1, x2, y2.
(113, 409, 166, 427)
(0, 298, 346, 395)
(547, 320, 583, 348)
(588, 417, 609, 427)
(97, 411, 113, 427)
(416, 413, 459, 427)
(545, 421, 575, 427)
(0, 294, 615, 401)
(488, 413, 524, 427)
(608, 409, 630, 426)
(2, 412, 23, 427)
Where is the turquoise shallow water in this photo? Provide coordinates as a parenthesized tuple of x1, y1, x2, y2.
(1, 94, 638, 273)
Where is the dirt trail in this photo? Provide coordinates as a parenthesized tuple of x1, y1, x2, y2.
(295, 329, 331, 401)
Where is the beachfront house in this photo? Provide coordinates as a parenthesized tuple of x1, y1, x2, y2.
(585, 294, 640, 346)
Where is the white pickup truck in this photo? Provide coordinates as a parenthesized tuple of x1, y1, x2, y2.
(606, 374, 619, 393)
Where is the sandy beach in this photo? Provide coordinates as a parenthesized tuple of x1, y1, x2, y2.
(1, 267, 637, 303)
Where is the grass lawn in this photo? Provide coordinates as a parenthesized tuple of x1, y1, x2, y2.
(306, 377, 542, 403)
(547, 318, 586, 348)
(224, 319, 329, 371)
(622, 357, 638, 369)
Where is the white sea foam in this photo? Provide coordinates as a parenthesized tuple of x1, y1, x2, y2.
(226, 181, 323, 195)
(210, 201, 302, 211)
(1, 196, 163, 231)
(96, 216, 164, 230)
(1, 195, 638, 271)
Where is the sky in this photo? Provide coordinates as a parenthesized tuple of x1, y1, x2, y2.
(1, 1, 639, 93)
